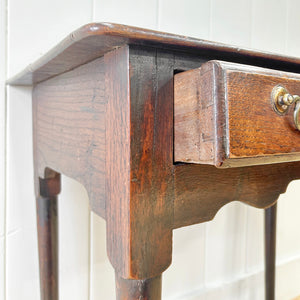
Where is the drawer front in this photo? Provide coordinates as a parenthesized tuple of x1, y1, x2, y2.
(174, 60, 300, 168)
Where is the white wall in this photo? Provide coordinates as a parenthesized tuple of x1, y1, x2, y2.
(2, 0, 300, 299)
(0, 0, 6, 298)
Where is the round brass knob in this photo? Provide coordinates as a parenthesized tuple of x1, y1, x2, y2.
(271, 86, 300, 131)
(271, 85, 295, 115)
(280, 93, 294, 106)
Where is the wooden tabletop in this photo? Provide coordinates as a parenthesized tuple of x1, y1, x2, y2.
(8, 22, 300, 85)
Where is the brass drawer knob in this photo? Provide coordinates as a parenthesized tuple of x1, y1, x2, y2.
(271, 85, 300, 130)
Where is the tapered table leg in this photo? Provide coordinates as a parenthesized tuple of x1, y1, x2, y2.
(264, 202, 277, 300)
(116, 273, 162, 300)
(36, 174, 60, 300)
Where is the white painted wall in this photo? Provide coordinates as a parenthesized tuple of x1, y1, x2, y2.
(2, 0, 300, 299)
(0, 0, 6, 298)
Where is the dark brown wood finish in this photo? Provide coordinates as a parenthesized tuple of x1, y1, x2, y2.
(116, 273, 162, 300)
(105, 46, 174, 279)
(36, 172, 60, 300)
(105, 46, 131, 278)
(128, 47, 174, 278)
(33, 57, 106, 217)
(174, 162, 300, 228)
(265, 203, 277, 300)
(9, 23, 300, 299)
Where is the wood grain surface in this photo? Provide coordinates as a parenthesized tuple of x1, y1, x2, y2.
(29, 37, 300, 300)
(175, 60, 300, 168)
(105, 46, 131, 278)
(105, 46, 174, 279)
(33, 57, 106, 217)
(128, 47, 174, 278)
(174, 162, 300, 228)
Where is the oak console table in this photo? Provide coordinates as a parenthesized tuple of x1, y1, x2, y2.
(8, 23, 300, 300)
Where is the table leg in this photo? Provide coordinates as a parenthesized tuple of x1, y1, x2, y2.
(264, 202, 277, 300)
(36, 173, 60, 300)
(116, 273, 162, 300)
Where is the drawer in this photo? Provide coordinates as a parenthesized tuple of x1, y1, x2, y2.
(174, 60, 300, 168)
